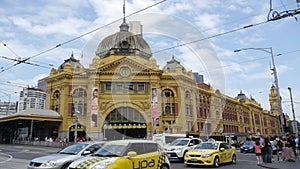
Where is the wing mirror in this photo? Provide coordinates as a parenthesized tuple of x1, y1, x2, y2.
(126, 151, 137, 158)
(82, 150, 91, 155)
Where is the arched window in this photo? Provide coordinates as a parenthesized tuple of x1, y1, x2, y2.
(106, 107, 146, 123)
(185, 91, 192, 116)
(72, 88, 88, 115)
(52, 90, 60, 113)
(161, 89, 175, 115)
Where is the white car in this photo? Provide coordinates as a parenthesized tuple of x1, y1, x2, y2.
(164, 137, 202, 161)
(27, 141, 105, 169)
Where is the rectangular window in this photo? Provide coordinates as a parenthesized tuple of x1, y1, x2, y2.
(116, 84, 123, 91)
(106, 83, 111, 91)
(138, 83, 145, 91)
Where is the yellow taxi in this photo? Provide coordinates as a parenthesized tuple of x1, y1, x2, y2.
(184, 139, 237, 167)
(67, 139, 171, 169)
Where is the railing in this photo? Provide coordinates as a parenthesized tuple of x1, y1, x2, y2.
(12, 140, 72, 148)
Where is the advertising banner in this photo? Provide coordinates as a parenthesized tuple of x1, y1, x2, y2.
(151, 88, 159, 127)
(91, 87, 98, 127)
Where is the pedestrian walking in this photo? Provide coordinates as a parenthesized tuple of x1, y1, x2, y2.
(274, 137, 283, 161)
(283, 137, 291, 161)
(254, 140, 263, 165)
(259, 135, 266, 162)
(287, 134, 296, 162)
(296, 136, 300, 158)
(264, 136, 272, 163)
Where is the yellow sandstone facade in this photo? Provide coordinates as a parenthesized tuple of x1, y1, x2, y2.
(45, 19, 281, 142)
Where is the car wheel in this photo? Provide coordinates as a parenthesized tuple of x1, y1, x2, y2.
(160, 164, 170, 169)
(61, 163, 71, 169)
(181, 151, 188, 162)
(232, 154, 237, 164)
(213, 156, 220, 168)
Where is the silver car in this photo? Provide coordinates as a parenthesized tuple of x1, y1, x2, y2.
(27, 141, 105, 169)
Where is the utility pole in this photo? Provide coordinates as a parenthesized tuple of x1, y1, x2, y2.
(74, 88, 80, 143)
(288, 87, 298, 137)
(234, 47, 285, 137)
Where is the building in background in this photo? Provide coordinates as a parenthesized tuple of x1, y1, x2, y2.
(0, 101, 17, 116)
(18, 87, 47, 112)
(38, 77, 48, 92)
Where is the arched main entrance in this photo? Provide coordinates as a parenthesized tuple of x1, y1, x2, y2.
(103, 107, 147, 140)
(69, 124, 86, 142)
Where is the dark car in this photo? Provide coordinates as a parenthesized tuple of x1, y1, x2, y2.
(240, 141, 255, 153)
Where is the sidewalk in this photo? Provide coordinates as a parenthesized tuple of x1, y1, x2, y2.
(259, 158, 300, 169)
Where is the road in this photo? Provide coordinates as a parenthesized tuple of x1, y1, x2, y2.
(0, 144, 263, 169)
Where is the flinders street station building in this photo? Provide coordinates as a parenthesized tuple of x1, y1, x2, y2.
(0, 18, 283, 143)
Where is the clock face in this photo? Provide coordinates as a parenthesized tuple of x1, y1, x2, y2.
(120, 67, 130, 76)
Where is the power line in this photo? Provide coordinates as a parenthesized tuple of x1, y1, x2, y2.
(2, 0, 299, 74)
(0, 0, 167, 74)
(0, 55, 53, 71)
(196, 48, 300, 74)
(152, 20, 269, 54)
(0, 40, 21, 58)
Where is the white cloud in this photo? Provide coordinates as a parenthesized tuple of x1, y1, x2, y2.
(194, 13, 225, 35)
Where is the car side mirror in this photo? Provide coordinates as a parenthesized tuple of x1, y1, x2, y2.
(220, 148, 225, 151)
(126, 151, 137, 158)
(82, 150, 91, 155)
(189, 143, 194, 146)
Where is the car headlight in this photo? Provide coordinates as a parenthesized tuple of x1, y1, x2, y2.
(91, 158, 117, 169)
(185, 153, 189, 157)
(202, 154, 212, 158)
(41, 160, 57, 167)
(175, 147, 183, 151)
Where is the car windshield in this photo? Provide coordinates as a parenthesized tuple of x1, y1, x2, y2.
(244, 142, 254, 146)
(195, 142, 218, 150)
(170, 139, 189, 146)
(93, 144, 127, 157)
(58, 143, 89, 155)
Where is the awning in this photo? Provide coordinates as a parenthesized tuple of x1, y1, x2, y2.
(0, 109, 62, 123)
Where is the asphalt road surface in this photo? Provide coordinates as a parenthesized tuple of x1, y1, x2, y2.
(0, 144, 263, 169)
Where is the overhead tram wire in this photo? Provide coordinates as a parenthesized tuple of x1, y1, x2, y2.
(0, 40, 21, 58)
(1, 0, 298, 73)
(152, 20, 269, 54)
(0, 55, 53, 71)
(195, 49, 300, 74)
(198, 1, 297, 35)
(0, 0, 167, 74)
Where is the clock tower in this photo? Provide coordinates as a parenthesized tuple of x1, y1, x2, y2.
(269, 84, 279, 116)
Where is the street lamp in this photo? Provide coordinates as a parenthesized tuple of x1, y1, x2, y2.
(205, 121, 209, 141)
(234, 47, 285, 137)
(71, 89, 80, 143)
(288, 87, 298, 137)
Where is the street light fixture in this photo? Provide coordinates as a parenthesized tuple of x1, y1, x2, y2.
(234, 47, 285, 137)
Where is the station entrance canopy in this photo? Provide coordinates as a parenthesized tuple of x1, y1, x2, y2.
(0, 109, 62, 144)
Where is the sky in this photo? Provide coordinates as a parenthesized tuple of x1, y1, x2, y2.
(0, 0, 300, 121)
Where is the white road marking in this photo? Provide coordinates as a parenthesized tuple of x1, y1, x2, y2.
(0, 152, 13, 163)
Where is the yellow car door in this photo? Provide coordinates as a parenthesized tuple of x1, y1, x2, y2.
(143, 143, 160, 169)
(219, 143, 229, 163)
(127, 142, 157, 169)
